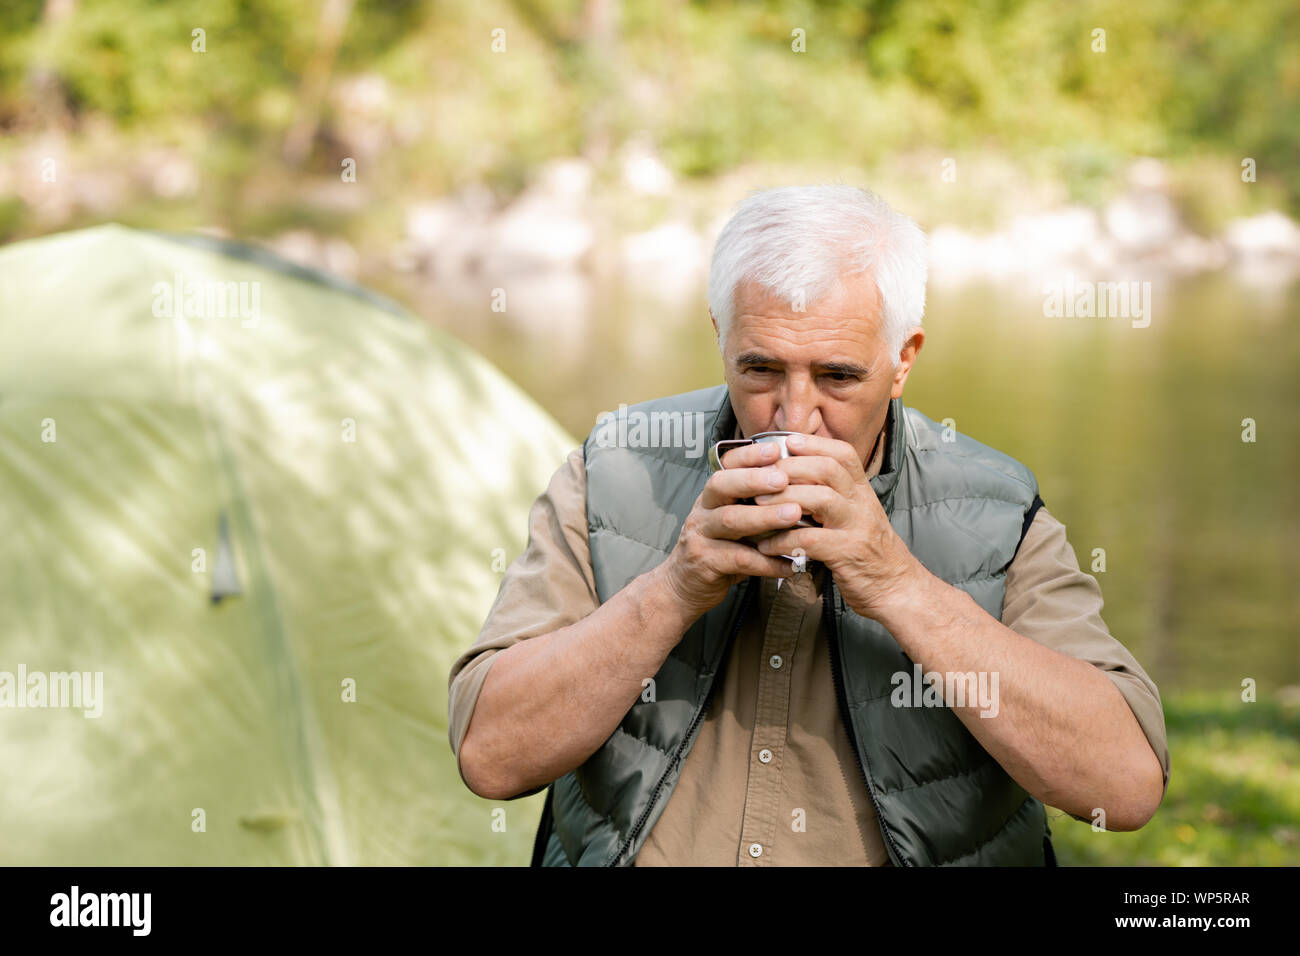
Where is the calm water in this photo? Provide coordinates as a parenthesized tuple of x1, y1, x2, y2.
(429, 271, 1300, 694)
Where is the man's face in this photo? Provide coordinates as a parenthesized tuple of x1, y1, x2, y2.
(714, 270, 923, 469)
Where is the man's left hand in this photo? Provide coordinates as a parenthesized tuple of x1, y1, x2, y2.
(753, 432, 926, 620)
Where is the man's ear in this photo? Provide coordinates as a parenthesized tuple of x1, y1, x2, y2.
(709, 308, 719, 340)
(890, 327, 925, 399)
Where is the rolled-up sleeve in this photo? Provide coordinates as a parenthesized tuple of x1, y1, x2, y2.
(446, 446, 600, 791)
(1001, 505, 1171, 816)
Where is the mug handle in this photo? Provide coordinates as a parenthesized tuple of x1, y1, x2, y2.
(708, 438, 755, 473)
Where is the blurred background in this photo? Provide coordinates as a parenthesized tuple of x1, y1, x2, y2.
(1, 0, 1297, 865)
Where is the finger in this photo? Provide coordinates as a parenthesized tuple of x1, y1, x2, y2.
(709, 539, 800, 579)
(783, 433, 866, 480)
(755, 527, 822, 559)
(719, 440, 781, 470)
(763, 456, 856, 498)
(700, 465, 789, 509)
(698, 502, 806, 541)
(751, 483, 842, 524)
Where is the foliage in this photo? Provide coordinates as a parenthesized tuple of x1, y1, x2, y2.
(0, 0, 1294, 244)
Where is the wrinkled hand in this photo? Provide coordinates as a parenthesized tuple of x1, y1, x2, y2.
(750, 432, 925, 620)
(658, 439, 804, 620)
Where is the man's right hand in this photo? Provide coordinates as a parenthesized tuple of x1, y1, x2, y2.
(657, 439, 803, 620)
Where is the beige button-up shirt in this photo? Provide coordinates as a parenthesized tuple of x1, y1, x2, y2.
(448, 416, 1171, 866)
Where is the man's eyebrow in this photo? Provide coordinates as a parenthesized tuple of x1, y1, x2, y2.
(821, 361, 872, 377)
(733, 351, 781, 368)
(733, 352, 872, 377)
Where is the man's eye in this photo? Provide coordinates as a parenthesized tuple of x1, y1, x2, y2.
(826, 372, 854, 382)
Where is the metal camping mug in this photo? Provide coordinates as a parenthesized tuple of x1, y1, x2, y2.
(707, 430, 819, 568)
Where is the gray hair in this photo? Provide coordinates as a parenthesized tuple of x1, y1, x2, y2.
(708, 184, 927, 368)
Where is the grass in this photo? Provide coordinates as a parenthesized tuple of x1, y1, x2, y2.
(1049, 691, 1300, 866)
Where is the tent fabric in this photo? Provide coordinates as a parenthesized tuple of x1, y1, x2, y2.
(0, 224, 573, 864)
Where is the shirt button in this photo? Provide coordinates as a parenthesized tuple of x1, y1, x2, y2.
(758, 748, 773, 764)
(769, 654, 783, 669)
(748, 843, 762, 858)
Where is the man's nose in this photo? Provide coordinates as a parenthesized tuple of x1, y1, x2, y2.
(773, 378, 822, 434)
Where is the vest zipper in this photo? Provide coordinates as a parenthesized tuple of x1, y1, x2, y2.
(823, 575, 912, 867)
(606, 576, 756, 866)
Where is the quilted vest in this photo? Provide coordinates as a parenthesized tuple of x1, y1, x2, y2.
(531, 384, 1057, 866)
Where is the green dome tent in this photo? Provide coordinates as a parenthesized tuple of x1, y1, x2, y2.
(0, 224, 573, 864)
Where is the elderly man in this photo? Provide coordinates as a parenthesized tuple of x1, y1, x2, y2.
(447, 184, 1170, 866)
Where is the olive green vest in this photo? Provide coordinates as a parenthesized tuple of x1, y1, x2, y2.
(531, 384, 1056, 866)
